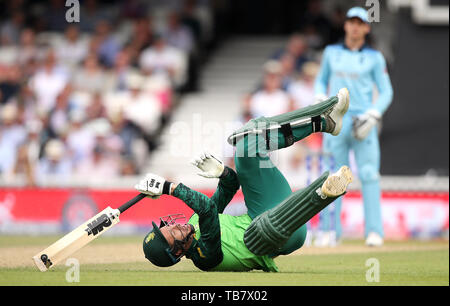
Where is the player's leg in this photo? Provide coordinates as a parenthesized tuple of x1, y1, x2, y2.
(234, 135, 310, 254)
(229, 88, 349, 150)
(244, 166, 353, 256)
(352, 128, 384, 243)
(318, 118, 351, 241)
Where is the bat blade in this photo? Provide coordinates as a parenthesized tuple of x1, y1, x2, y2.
(32, 207, 120, 272)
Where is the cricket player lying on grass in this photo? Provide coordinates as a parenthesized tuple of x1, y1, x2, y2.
(135, 88, 353, 272)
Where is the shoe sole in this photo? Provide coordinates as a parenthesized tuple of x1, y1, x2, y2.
(321, 166, 353, 197)
(331, 88, 350, 136)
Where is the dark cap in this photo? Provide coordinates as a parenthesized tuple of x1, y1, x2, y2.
(142, 222, 180, 267)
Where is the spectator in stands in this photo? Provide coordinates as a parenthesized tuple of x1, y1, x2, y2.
(125, 17, 155, 66)
(279, 52, 298, 90)
(72, 54, 106, 94)
(165, 11, 195, 54)
(110, 110, 142, 163)
(12, 120, 43, 186)
(85, 92, 107, 121)
(180, 0, 204, 45)
(0, 11, 25, 45)
(79, 0, 110, 33)
(0, 64, 22, 105)
(75, 143, 121, 179)
(104, 49, 138, 92)
(288, 61, 320, 109)
(122, 73, 163, 151)
(66, 109, 96, 167)
(54, 25, 89, 72)
(271, 34, 309, 73)
(303, 24, 325, 51)
(36, 138, 72, 180)
(16, 28, 40, 68)
(0, 103, 27, 176)
(94, 20, 121, 68)
(165, 11, 200, 92)
(244, 60, 294, 120)
(75, 117, 122, 180)
(28, 49, 69, 113)
(48, 85, 75, 137)
(139, 33, 187, 90)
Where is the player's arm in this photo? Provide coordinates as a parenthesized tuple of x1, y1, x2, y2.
(371, 52, 394, 115)
(191, 151, 240, 213)
(353, 52, 394, 141)
(210, 167, 240, 213)
(135, 174, 223, 261)
(314, 46, 332, 99)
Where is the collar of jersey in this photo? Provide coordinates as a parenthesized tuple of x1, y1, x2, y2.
(342, 42, 370, 52)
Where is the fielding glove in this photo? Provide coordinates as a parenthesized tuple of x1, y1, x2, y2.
(352, 109, 381, 141)
(134, 173, 173, 198)
(190, 151, 225, 178)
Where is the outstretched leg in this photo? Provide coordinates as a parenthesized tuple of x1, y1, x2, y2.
(244, 166, 353, 256)
(229, 88, 349, 149)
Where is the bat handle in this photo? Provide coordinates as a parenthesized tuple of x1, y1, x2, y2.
(118, 193, 147, 213)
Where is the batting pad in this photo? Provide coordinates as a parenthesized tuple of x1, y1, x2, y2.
(227, 95, 338, 146)
(244, 171, 339, 256)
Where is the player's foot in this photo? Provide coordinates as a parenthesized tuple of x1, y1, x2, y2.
(324, 88, 350, 136)
(365, 232, 384, 247)
(321, 166, 353, 197)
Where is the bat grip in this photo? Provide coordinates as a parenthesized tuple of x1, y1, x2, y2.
(118, 193, 147, 213)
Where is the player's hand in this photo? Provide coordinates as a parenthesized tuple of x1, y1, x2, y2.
(190, 151, 225, 179)
(134, 173, 168, 199)
(352, 109, 381, 141)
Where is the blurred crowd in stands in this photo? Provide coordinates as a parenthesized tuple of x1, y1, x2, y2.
(0, 0, 216, 186)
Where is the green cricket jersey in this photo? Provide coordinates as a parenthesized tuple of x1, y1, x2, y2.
(172, 167, 278, 272)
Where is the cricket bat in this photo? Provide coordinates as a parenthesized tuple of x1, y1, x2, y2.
(32, 193, 146, 272)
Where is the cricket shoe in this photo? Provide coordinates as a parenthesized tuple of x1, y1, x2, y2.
(321, 166, 353, 197)
(365, 232, 384, 247)
(324, 88, 350, 136)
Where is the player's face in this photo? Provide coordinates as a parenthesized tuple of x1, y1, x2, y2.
(344, 18, 370, 40)
(160, 223, 195, 255)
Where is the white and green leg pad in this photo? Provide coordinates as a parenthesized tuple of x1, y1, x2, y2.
(227, 95, 339, 146)
(244, 171, 340, 256)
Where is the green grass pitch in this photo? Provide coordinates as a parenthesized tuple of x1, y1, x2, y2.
(0, 236, 448, 286)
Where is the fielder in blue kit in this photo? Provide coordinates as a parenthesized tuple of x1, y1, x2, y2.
(314, 7, 393, 246)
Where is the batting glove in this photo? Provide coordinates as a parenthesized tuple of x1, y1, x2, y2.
(190, 151, 225, 179)
(352, 109, 381, 141)
(135, 173, 173, 198)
